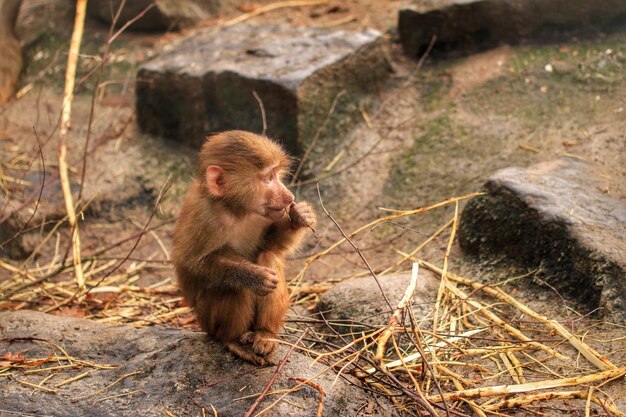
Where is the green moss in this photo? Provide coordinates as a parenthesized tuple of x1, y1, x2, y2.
(20, 29, 69, 90)
(20, 26, 140, 97)
(464, 36, 625, 126)
(418, 74, 452, 111)
(384, 115, 471, 207)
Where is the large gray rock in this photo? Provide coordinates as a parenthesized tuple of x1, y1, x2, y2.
(399, 0, 626, 56)
(136, 24, 390, 154)
(88, 0, 241, 31)
(459, 158, 626, 322)
(319, 271, 440, 334)
(0, 310, 380, 417)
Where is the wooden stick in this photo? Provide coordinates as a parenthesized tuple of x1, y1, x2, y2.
(451, 378, 487, 417)
(432, 202, 458, 332)
(71, 371, 141, 401)
(484, 389, 625, 416)
(375, 262, 420, 360)
(499, 352, 521, 384)
(290, 378, 325, 417)
(244, 331, 307, 417)
(54, 369, 96, 387)
(221, 0, 330, 26)
(15, 378, 58, 394)
(58, 0, 88, 288)
(427, 365, 626, 403)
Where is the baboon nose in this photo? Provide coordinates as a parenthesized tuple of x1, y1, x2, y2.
(284, 190, 295, 206)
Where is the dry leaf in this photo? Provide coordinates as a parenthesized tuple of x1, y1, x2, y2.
(1, 351, 27, 363)
(54, 306, 87, 318)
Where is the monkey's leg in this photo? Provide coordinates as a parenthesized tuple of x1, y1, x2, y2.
(225, 342, 272, 366)
(249, 252, 290, 357)
(196, 290, 270, 366)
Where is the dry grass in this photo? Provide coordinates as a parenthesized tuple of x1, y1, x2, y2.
(2, 191, 624, 416)
(1, 3, 624, 415)
(269, 200, 625, 416)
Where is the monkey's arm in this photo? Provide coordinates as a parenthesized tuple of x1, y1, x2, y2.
(178, 249, 279, 296)
(262, 201, 316, 255)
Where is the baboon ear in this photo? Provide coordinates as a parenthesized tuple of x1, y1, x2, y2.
(205, 166, 226, 197)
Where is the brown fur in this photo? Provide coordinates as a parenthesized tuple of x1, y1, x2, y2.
(0, 0, 23, 105)
(172, 131, 315, 365)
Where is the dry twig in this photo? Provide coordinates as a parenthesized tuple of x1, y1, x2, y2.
(57, 0, 88, 288)
(221, 0, 330, 26)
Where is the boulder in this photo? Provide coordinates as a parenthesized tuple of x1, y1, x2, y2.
(318, 271, 440, 334)
(399, 0, 626, 56)
(0, 310, 380, 417)
(136, 24, 390, 155)
(87, 0, 241, 31)
(459, 158, 626, 322)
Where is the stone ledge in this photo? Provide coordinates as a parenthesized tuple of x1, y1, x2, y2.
(0, 310, 378, 417)
(319, 271, 440, 334)
(459, 158, 626, 322)
(136, 24, 390, 154)
(399, 0, 626, 56)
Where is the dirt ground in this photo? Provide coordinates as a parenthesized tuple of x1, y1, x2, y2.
(1, 0, 625, 415)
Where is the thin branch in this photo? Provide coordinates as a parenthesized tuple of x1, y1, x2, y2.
(221, 0, 330, 27)
(427, 366, 626, 403)
(85, 174, 172, 294)
(289, 377, 325, 417)
(316, 183, 393, 312)
(78, 1, 155, 202)
(375, 262, 420, 360)
(252, 91, 267, 136)
(291, 90, 346, 184)
(108, 4, 157, 45)
(78, 0, 125, 202)
(0, 127, 46, 249)
(244, 330, 307, 417)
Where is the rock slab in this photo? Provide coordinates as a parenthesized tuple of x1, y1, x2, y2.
(136, 24, 389, 154)
(319, 271, 440, 334)
(399, 0, 626, 56)
(0, 310, 376, 417)
(88, 0, 241, 30)
(459, 158, 626, 322)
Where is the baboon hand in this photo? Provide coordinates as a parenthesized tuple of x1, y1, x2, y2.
(250, 265, 279, 296)
(288, 202, 316, 229)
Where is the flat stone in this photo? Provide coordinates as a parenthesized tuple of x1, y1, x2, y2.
(459, 158, 626, 322)
(399, 0, 626, 56)
(0, 310, 381, 417)
(136, 24, 389, 154)
(87, 0, 240, 31)
(318, 271, 440, 334)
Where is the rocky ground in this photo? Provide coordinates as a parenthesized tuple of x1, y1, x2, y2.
(0, 0, 625, 416)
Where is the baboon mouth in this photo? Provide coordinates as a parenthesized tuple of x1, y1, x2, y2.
(266, 207, 286, 219)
